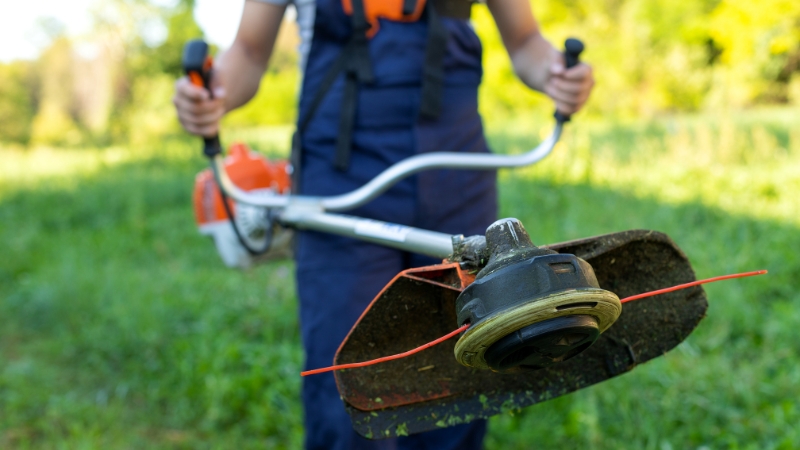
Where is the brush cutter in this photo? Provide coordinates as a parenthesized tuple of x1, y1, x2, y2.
(185, 39, 716, 438)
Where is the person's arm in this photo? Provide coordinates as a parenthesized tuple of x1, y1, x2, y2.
(487, 0, 594, 116)
(173, 1, 287, 137)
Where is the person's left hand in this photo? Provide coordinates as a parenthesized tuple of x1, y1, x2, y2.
(543, 58, 595, 116)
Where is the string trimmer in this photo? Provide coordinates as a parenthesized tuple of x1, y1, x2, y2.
(183, 39, 765, 439)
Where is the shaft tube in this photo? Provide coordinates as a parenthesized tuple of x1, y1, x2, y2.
(280, 210, 455, 258)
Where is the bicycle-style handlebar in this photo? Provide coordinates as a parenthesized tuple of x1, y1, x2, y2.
(183, 38, 583, 258)
(209, 124, 563, 212)
(188, 38, 582, 213)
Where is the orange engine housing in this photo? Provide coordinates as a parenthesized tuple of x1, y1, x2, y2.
(194, 142, 291, 226)
(193, 142, 292, 268)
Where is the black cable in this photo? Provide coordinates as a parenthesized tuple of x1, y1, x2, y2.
(217, 181, 273, 256)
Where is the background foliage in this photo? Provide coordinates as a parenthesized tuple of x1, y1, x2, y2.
(1, 0, 799, 448)
(1, 0, 799, 145)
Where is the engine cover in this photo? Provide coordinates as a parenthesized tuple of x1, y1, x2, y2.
(193, 143, 292, 268)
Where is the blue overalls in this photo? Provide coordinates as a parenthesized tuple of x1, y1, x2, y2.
(294, 1, 497, 448)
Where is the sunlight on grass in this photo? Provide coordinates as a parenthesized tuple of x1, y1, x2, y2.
(502, 108, 800, 227)
(0, 140, 195, 195)
(6, 111, 797, 228)
(0, 127, 293, 202)
(1, 145, 133, 182)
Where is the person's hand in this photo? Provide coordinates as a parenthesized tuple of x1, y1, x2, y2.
(173, 74, 226, 137)
(543, 58, 594, 116)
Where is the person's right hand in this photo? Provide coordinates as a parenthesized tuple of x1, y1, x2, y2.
(173, 75, 226, 137)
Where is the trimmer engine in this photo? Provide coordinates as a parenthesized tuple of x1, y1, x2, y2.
(193, 143, 292, 268)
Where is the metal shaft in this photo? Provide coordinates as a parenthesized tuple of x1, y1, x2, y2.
(279, 210, 456, 258)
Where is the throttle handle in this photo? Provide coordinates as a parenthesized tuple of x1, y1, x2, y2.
(183, 40, 213, 91)
(554, 38, 585, 124)
(182, 39, 222, 157)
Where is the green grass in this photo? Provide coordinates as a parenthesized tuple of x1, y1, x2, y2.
(1, 108, 799, 448)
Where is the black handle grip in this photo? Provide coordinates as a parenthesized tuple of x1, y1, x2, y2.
(563, 38, 584, 71)
(182, 39, 222, 158)
(554, 38, 585, 124)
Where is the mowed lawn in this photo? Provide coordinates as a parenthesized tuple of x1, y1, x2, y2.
(1, 109, 799, 449)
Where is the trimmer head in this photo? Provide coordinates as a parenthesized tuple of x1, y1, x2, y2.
(333, 229, 707, 439)
(453, 219, 621, 372)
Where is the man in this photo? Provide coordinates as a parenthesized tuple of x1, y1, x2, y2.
(174, 0, 594, 448)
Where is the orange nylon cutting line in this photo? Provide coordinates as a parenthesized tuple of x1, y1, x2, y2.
(301, 269, 768, 376)
(301, 324, 470, 376)
(619, 270, 767, 304)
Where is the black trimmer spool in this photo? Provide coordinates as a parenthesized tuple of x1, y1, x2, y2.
(483, 314, 600, 371)
(453, 218, 621, 373)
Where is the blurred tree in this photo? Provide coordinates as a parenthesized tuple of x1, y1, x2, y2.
(710, 0, 800, 105)
(474, 0, 723, 122)
(114, 0, 204, 143)
(29, 36, 83, 146)
(81, 0, 204, 142)
(148, 0, 205, 77)
(0, 61, 38, 144)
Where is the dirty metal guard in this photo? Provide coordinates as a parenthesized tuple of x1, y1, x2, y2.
(334, 230, 708, 439)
